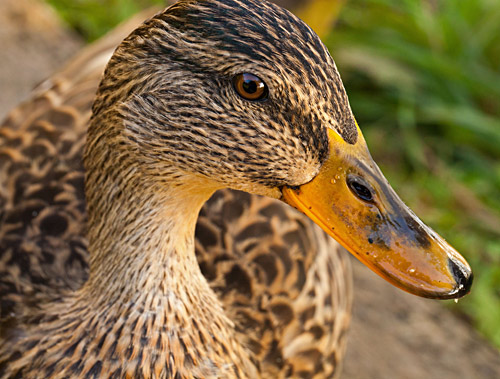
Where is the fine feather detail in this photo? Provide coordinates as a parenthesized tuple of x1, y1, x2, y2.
(0, 1, 352, 377)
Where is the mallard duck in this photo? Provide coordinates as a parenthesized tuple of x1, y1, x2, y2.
(0, 0, 472, 377)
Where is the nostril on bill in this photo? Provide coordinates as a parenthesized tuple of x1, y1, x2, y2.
(448, 257, 473, 298)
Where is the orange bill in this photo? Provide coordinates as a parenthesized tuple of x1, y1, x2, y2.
(282, 127, 472, 299)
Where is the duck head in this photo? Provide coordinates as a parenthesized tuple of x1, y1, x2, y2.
(87, 0, 472, 299)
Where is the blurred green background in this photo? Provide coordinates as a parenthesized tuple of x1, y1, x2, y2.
(46, 0, 500, 348)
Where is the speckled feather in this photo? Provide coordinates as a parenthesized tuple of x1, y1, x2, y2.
(0, 1, 352, 378)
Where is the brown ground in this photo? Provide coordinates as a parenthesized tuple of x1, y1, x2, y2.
(1, 0, 500, 377)
(0, 0, 81, 119)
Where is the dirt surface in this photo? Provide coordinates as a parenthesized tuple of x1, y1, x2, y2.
(1, 0, 500, 377)
(0, 0, 81, 119)
(343, 259, 500, 378)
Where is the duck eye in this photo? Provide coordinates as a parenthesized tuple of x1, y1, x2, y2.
(233, 73, 268, 101)
(347, 175, 374, 203)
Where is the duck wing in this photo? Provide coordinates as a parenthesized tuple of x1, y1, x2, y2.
(197, 189, 352, 377)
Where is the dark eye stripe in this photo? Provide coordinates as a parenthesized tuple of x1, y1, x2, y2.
(233, 73, 268, 101)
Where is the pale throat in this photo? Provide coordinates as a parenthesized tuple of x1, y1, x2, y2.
(80, 172, 223, 311)
(66, 173, 253, 373)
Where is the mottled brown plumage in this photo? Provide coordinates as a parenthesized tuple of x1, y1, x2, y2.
(0, 1, 353, 378)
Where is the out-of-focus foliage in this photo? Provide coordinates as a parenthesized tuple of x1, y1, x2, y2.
(46, 0, 500, 348)
(326, 0, 500, 347)
(46, 0, 166, 41)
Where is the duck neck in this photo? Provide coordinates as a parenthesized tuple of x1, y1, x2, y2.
(82, 109, 223, 309)
(75, 171, 258, 375)
(71, 114, 258, 376)
(82, 171, 220, 312)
